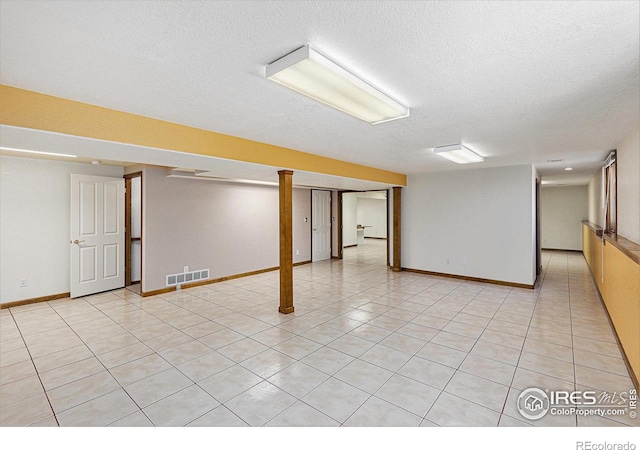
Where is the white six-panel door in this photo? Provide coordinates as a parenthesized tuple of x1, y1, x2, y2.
(312, 190, 332, 262)
(70, 174, 125, 298)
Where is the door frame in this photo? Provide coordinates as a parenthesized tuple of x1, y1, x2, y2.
(336, 189, 389, 263)
(337, 191, 343, 259)
(124, 172, 142, 287)
(310, 189, 332, 262)
(535, 178, 541, 278)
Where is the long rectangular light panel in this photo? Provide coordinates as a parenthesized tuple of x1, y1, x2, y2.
(266, 45, 409, 125)
(0, 146, 77, 158)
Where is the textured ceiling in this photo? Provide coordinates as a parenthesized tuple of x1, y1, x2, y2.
(1, 1, 638, 185)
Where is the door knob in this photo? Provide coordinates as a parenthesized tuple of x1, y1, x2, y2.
(72, 239, 85, 245)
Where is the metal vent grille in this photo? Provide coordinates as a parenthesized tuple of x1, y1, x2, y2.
(166, 269, 209, 287)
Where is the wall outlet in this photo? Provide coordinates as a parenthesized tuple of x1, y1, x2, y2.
(296, 250, 300, 255)
(445, 258, 450, 264)
(183, 266, 188, 273)
(19, 279, 27, 287)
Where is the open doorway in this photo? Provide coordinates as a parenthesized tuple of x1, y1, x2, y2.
(125, 172, 142, 293)
(338, 190, 389, 266)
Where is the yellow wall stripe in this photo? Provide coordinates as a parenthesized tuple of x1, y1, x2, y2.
(0, 85, 406, 186)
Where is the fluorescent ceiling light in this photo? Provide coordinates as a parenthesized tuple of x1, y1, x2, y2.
(564, 167, 573, 171)
(0, 146, 77, 158)
(168, 169, 279, 186)
(434, 144, 484, 164)
(266, 45, 409, 124)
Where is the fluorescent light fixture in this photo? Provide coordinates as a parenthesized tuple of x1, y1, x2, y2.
(0, 146, 77, 158)
(434, 144, 484, 164)
(168, 170, 279, 186)
(266, 45, 409, 124)
(564, 167, 573, 171)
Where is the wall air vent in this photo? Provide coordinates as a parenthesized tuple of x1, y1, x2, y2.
(166, 269, 209, 287)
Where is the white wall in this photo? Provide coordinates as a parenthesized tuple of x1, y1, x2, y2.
(0, 156, 123, 304)
(541, 186, 588, 251)
(356, 196, 387, 238)
(617, 125, 640, 244)
(342, 192, 358, 246)
(533, 167, 541, 275)
(141, 166, 311, 293)
(403, 165, 536, 286)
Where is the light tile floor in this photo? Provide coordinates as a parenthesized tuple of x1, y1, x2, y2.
(1, 240, 637, 427)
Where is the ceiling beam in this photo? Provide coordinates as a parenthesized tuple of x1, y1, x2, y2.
(0, 85, 406, 186)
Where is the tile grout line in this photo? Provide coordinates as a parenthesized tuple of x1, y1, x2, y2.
(6, 306, 60, 427)
(61, 298, 151, 425)
(566, 252, 579, 427)
(33, 294, 158, 426)
(496, 250, 550, 425)
(413, 285, 486, 425)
